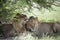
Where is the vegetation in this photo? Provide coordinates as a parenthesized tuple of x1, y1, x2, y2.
(14, 33, 55, 40)
(0, 0, 60, 21)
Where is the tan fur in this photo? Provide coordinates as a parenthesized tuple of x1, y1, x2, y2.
(13, 13, 27, 33)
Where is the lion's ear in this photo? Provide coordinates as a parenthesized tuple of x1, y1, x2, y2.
(29, 16, 34, 19)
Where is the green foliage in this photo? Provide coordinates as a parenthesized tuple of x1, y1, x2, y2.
(0, 0, 60, 21)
